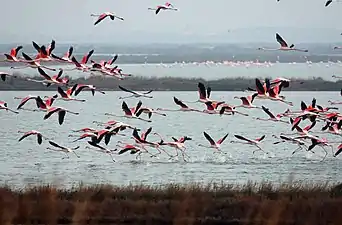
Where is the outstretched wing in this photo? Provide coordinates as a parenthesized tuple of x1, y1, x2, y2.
(203, 132, 215, 145)
(48, 141, 65, 149)
(276, 33, 288, 47)
(118, 85, 137, 95)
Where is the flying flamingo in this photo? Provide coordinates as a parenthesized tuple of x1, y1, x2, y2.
(65, 50, 94, 72)
(219, 104, 249, 116)
(156, 97, 202, 112)
(268, 85, 293, 106)
(32, 40, 55, 61)
(73, 84, 105, 96)
(26, 68, 69, 87)
(57, 86, 86, 102)
(306, 137, 334, 161)
(0, 72, 16, 81)
(136, 107, 167, 119)
(272, 135, 309, 155)
(85, 141, 116, 162)
(18, 130, 48, 145)
(90, 12, 124, 25)
(10, 52, 56, 71)
(148, 2, 178, 14)
(183, 82, 219, 104)
(118, 85, 153, 99)
(1, 45, 34, 63)
(116, 143, 142, 157)
(0, 101, 19, 114)
(198, 132, 229, 154)
(46, 141, 80, 159)
(234, 93, 260, 109)
(230, 135, 268, 154)
(51, 46, 74, 63)
(255, 106, 289, 123)
(153, 132, 192, 161)
(202, 101, 225, 114)
(105, 101, 152, 122)
(258, 33, 308, 52)
(43, 107, 79, 125)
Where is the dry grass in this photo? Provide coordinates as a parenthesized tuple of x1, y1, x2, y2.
(0, 181, 342, 224)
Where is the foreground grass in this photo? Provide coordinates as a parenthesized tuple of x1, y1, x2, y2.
(1, 75, 342, 91)
(1, 181, 342, 224)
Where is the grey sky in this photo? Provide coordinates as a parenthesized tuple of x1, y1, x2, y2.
(0, 0, 341, 44)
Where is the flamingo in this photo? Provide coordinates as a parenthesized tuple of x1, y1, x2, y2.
(136, 107, 167, 118)
(0, 101, 19, 114)
(2, 45, 23, 62)
(0, 72, 16, 81)
(10, 52, 56, 71)
(46, 141, 80, 159)
(234, 93, 260, 109)
(116, 143, 141, 156)
(26, 67, 68, 87)
(268, 84, 293, 106)
(198, 132, 229, 153)
(131, 128, 168, 157)
(255, 106, 289, 123)
(18, 130, 48, 145)
(118, 85, 153, 99)
(258, 33, 308, 52)
(73, 84, 105, 96)
(306, 137, 334, 161)
(218, 104, 249, 116)
(66, 50, 94, 72)
(153, 133, 192, 161)
(57, 86, 86, 102)
(230, 135, 268, 154)
(202, 101, 225, 114)
(51, 46, 74, 63)
(85, 141, 116, 162)
(43, 107, 79, 125)
(32, 40, 55, 61)
(272, 135, 309, 155)
(156, 97, 202, 112)
(90, 12, 124, 26)
(105, 101, 152, 122)
(148, 2, 178, 14)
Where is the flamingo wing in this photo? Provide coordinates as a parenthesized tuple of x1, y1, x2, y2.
(335, 143, 342, 157)
(81, 50, 94, 65)
(118, 85, 138, 95)
(156, 7, 163, 14)
(32, 41, 41, 53)
(325, 0, 333, 7)
(94, 14, 108, 25)
(108, 54, 118, 65)
(276, 33, 288, 47)
(207, 87, 212, 98)
(48, 141, 65, 149)
(173, 97, 188, 108)
(261, 106, 275, 119)
(141, 127, 153, 141)
(255, 135, 265, 142)
(217, 133, 229, 144)
(57, 87, 69, 98)
(203, 132, 215, 145)
(122, 101, 133, 116)
(18, 132, 35, 142)
(234, 135, 253, 143)
(47, 40, 56, 55)
(198, 82, 207, 100)
(22, 52, 33, 61)
(44, 107, 60, 120)
(58, 110, 66, 125)
(17, 96, 37, 110)
(255, 78, 266, 95)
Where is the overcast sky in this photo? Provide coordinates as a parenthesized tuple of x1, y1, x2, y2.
(0, 0, 341, 44)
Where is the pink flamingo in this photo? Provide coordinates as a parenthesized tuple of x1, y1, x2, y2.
(43, 107, 79, 125)
(256, 106, 289, 123)
(156, 97, 202, 112)
(230, 134, 268, 154)
(90, 12, 124, 26)
(258, 33, 308, 52)
(198, 132, 229, 153)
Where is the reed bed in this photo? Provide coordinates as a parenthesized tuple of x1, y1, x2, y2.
(1, 181, 342, 224)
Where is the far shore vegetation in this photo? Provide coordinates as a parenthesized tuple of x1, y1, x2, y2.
(0, 74, 341, 91)
(1, 181, 342, 224)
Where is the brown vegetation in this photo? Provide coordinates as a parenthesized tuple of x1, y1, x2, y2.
(1, 181, 342, 224)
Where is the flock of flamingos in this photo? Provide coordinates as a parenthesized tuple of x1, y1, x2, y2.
(0, 1, 342, 164)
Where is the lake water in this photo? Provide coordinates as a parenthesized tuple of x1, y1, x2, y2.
(0, 90, 341, 188)
(3, 62, 342, 81)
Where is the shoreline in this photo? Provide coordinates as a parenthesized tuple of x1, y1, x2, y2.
(0, 75, 341, 91)
(0, 181, 341, 224)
